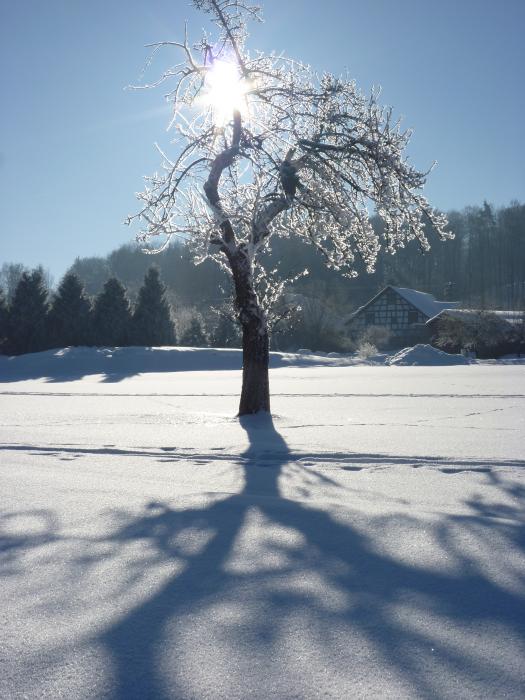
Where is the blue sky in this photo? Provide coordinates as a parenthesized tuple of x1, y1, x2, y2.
(1, 0, 524, 284)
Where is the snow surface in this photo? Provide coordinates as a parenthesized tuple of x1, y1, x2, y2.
(0, 345, 365, 383)
(1, 347, 524, 699)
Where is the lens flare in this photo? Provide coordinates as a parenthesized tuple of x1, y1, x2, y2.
(203, 59, 248, 126)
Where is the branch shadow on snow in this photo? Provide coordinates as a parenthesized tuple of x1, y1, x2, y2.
(3, 423, 525, 698)
(97, 422, 525, 696)
(2, 442, 525, 473)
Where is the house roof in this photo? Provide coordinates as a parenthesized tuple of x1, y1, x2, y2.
(347, 285, 459, 322)
(391, 287, 460, 318)
(426, 308, 524, 327)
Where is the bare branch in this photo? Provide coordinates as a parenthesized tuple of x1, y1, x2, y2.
(129, 0, 449, 293)
(203, 109, 242, 245)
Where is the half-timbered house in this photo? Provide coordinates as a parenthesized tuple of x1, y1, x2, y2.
(346, 286, 459, 345)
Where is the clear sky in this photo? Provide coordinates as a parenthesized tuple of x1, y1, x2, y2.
(1, 0, 524, 284)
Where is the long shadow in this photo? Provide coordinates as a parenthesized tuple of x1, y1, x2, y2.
(93, 418, 525, 698)
(95, 414, 288, 699)
(3, 442, 525, 471)
(0, 509, 59, 578)
(3, 420, 525, 698)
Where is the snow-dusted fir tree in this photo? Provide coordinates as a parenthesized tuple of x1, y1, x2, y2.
(6, 269, 49, 355)
(180, 316, 208, 347)
(128, 0, 450, 415)
(0, 288, 8, 353)
(48, 273, 92, 348)
(92, 278, 132, 347)
(212, 310, 241, 348)
(132, 267, 176, 346)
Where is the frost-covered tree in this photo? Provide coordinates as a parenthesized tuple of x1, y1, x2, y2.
(132, 267, 176, 346)
(180, 316, 208, 347)
(48, 272, 92, 348)
(277, 295, 345, 352)
(128, 0, 450, 414)
(211, 310, 241, 348)
(0, 263, 28, 303)
(92, 277, 132, 347)
(6, 269, 49, 355)
(434, 311, 518, 358)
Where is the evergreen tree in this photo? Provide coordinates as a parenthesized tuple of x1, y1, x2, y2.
(180, 316, 207, 347)
(67, 256, 111, 297)
(48, 273, 92, 348)
(92, 277, 132, 346)
(0, 289, 8, 353)
(132, 267, 176, 346)
(107, 244, 151, 299)
(211, 313, 240, 348)
(6, 269, 49, 355)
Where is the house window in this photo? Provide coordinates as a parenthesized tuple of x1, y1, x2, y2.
(408, 310, 419, 324)
(390, 315, 399, 328)
(365, 311, 375, 324)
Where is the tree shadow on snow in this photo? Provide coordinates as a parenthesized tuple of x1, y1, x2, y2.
(2, 442, 525, 473)
(2, 421, 525, 698)
(88, 418, 525, 698)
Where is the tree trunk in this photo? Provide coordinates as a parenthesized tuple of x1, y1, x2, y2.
(226, 245, 271, 415)
(239, 316, 270, 415)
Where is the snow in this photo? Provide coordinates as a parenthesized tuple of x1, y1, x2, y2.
(1, 347, 524, 699)
(0, 345, 362, 383)
(348, 285, 459, 322)
(386, 343, 471, 366)
(391, 286, 459, 318)
(427, 307, 524, 327)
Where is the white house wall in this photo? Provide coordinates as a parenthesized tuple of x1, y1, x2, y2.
(350, 289, 428, 336)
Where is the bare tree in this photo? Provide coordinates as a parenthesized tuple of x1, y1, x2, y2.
(127, 0, 450, 415)
(0, 263, 29, 302)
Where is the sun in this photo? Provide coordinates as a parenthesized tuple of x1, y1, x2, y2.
(203, 59, 249, 126)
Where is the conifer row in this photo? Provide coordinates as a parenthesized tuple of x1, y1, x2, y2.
(0, 267, 178, 355)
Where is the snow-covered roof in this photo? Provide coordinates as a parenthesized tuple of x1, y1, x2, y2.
(391, 287, 460, 318)
(426, 308, 524, 327)
(347, 286, 459, 322)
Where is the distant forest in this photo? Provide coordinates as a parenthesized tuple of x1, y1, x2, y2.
(69, 200, 525, 313)
(1, 201, 524, 353)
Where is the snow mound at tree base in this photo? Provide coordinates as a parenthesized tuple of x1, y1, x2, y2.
(386, 344, 471, 366)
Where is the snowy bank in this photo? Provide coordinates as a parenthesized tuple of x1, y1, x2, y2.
(0, 345, 364, 382)
(1, 344, 522, 384)
(386, 343, 471, 366)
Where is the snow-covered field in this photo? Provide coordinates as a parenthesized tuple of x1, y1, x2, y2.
(1, 347, 524, 699)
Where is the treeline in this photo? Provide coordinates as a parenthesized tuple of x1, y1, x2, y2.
(54, 200, 524, 314)
(1, 201, 523, 354)
(263, 200, 525, 313)
(0, 266, 236, 356)
(372, 201, 525, 310)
